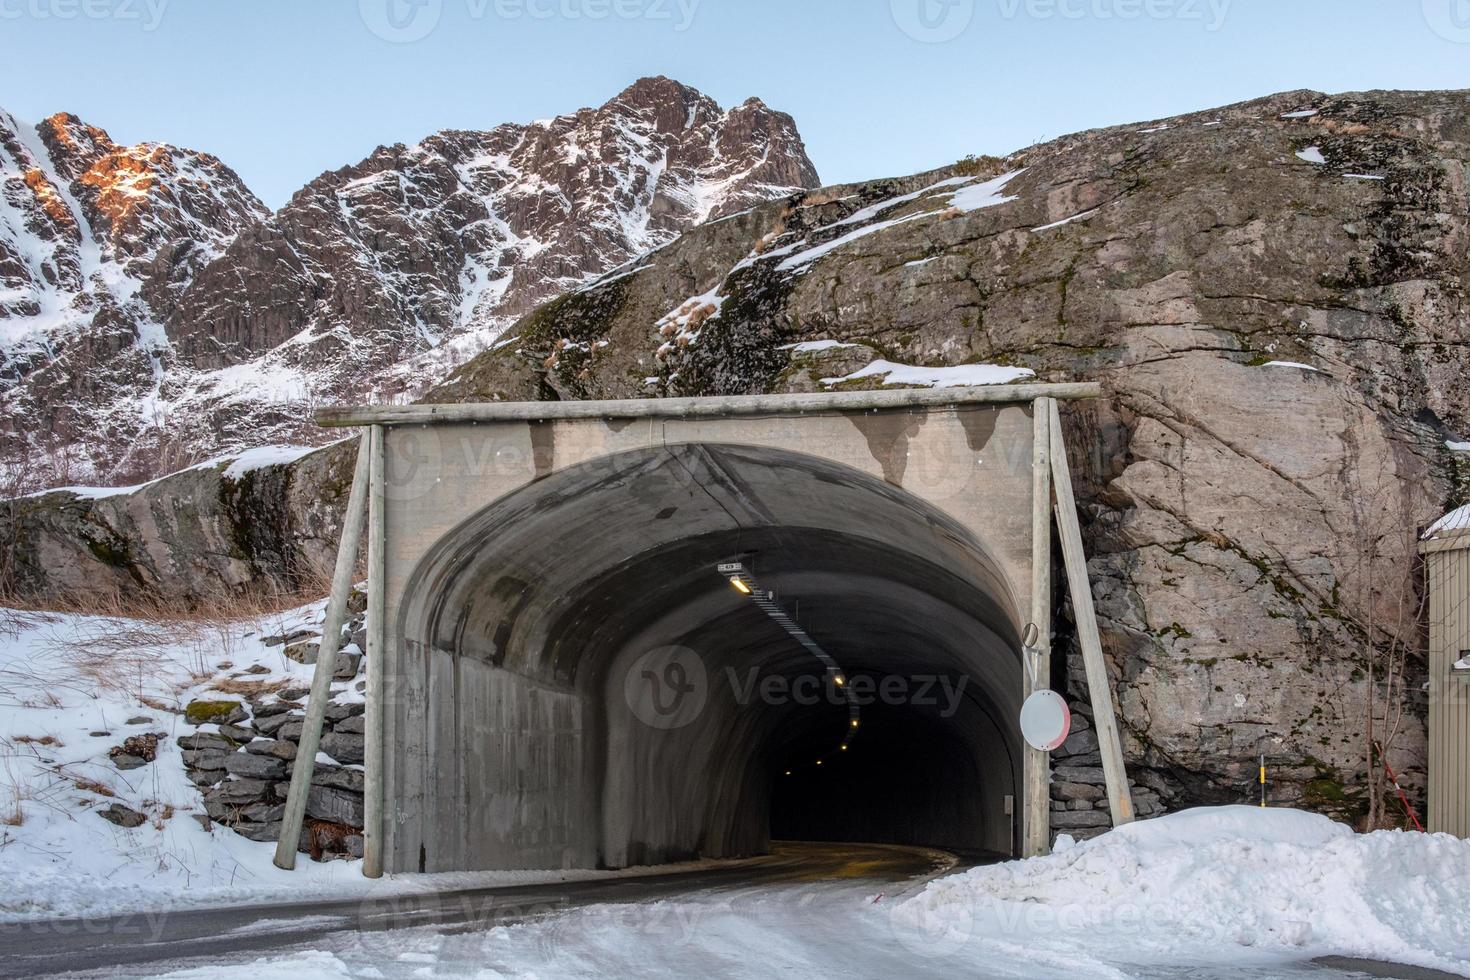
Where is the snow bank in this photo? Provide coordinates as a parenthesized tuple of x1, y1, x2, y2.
(1426, 504, 1470, 541)
(895, 807, 1470, 975)
(1260, 360, 1325, 373)
(779, 340, 858, 354)
(24, 443, 327, 501)
(822, 360, 1035, 389)
(220, 445, 318, 480)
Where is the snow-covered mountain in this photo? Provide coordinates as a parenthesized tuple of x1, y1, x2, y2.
(0, 77, 819, 490)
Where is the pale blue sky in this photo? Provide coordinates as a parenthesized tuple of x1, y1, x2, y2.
(2, 0, 1467, 208)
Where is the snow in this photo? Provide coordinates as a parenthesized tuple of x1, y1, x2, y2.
(1033, 209, 1098, 232)
(1425, 504, 1470, 541)
(778, 340, 858, 354)
(1138, 124, 1170, 134)
(896, 807, 1470, 976)
(822, 360, 1035, 389)
(127, 811, 1470, 978)
(1260, 361, 1324, 373)
(946, 169, 1025, 213)
(776, 212, 927, 272)
(221, 445, 317, 480)
(0, 604, 758, 924)
(773, 171, 1023, 273)
(1296, 146, 1326, 165)
(21, 444, 330, 501)
(1281, 109, 1321, 119)
(1449, 441, 1470, 452)
(1344, 173, 1386, 181)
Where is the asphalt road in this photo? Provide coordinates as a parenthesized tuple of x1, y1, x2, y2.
(0, 842, 949, 978)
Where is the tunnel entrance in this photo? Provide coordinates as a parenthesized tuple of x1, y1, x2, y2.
(769, 695, 1008, 858)
(394, 441, 1026, 871)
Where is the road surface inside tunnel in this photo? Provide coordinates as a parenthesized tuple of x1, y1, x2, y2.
(2, 842, 1445, 979)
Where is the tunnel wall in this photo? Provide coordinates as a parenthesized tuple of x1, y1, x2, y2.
(382, 407, 1039, 874)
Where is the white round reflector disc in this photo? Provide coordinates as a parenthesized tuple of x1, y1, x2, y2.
(1019, 690, 1072, 751)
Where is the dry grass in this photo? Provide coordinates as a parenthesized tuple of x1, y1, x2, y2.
(210, 678, 288, 697)
(1, 757, 28, 827)
(12, 735, 60, 747)
(800, 188, 846, 208)
(72, 777, 115, 798)
(2, 569, 333, 622)
(14, 578, 333, 702)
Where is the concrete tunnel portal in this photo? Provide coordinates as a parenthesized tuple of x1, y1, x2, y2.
(393, 441, 1027, 872)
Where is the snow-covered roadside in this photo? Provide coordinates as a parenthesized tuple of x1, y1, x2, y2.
(897, 806, 1470, 977)
(0, 604, 749, 924)
(133, 810, 1470, 979)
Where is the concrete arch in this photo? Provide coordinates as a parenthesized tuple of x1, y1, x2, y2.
(389, 441, 1028, 872)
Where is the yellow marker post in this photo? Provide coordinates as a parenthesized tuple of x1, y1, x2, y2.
(1259, 754, 1267, 808)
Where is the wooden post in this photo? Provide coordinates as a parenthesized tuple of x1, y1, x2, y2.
(363, 424, 387, 879)
(274, 430, 372, 870)
(1024, 397, 1054, 857)
(1048, 400, 1135, 826)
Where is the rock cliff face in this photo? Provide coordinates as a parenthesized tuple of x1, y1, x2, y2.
(7, 87, 1468, 828)
(0, 77, 819, 490)
(418, 86, 1470, 827)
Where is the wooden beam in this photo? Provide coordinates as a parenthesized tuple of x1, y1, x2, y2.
(274, 430, 372, 871)
(1024, 396, 1054, 857)
(1048, 400, 1135, 826)
(363, 425, 388, 878)
(315, 382, 1104, 428)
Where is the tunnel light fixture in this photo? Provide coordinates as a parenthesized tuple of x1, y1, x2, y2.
(719, 561, 755, 595)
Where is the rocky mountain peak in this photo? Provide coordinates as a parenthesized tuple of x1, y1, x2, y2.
(0, 79, 820, 491)
(35, 111, 118, 180)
